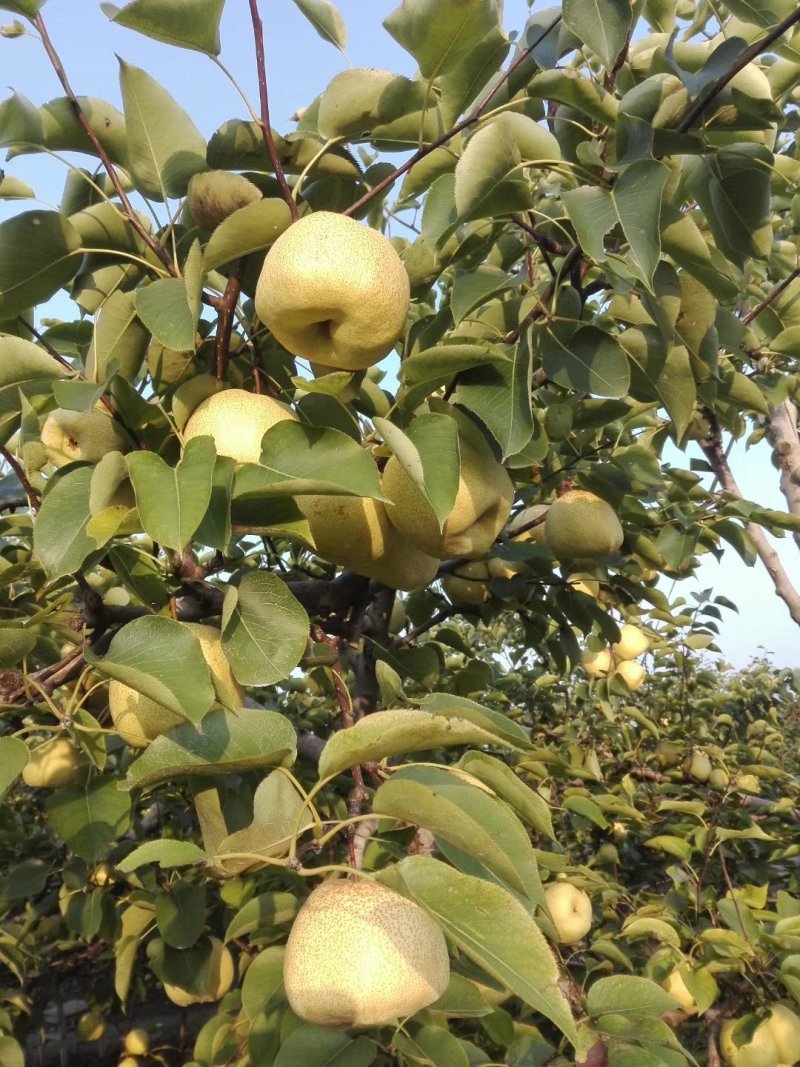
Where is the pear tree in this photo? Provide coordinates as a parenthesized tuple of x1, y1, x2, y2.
(1, 1, 800, 1065)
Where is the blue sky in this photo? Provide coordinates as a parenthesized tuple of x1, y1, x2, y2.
(1, 0, 797, 668)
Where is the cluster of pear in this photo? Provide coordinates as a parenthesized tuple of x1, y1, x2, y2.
(580, 622, 651, 691)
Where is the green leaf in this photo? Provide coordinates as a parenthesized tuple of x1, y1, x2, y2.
(0, 627, 35, 667)
(123, 707, 297, 790)
(562, 0, 632, 67)
(231, 422, 385, 498)
(384, 0, 509, 125)
(543, 325, 631, 399)
(0, 174, 34, 198)
(564, 160, 669, 290)
(0, 210, 81, 318)
(156, 880, 207, 948)
(452, 337, 534, 458)
(291, 0, 348, 51)
(0, 1, 44, 16)
(0, 335, 68, 438)
(375, 765, 543, 901)
(203, 199, 293, 272)
(241, 945, 286, 1023)
(35, 97, 129, 168)
(103, 0, 224, 55)
(396, 856, 579, 1048)
(107, 543, 170, 607)
(417, 693, 533, 750)
(401, 343, 510, 387)
(215, 770, 315, 874)
(114, 902, 155, 1003)
(458, 752, 555, 840)
(224, 891, 299, 943)
(87, 290, 149, 383)
(0, 737, 29, 801)
(220, 571, 309, 687)
(274, 1027, 376, 1067)
(127, 436, 216, 551)
(135, 277, 196, 352)
(33, 467, 98, 580)
(118, 58, 207, 200)
(621, 330, 696, 440)
(375, 413, 459, 530)
(116, 839, 207, 872)
(46, 778, 132, 863)
(454, 113, 561, 221)
(318, 707, 525, 780)
(90, 616, 216, 723)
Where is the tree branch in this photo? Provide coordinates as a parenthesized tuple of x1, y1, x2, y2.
(742, 266, 800, 326)
(342, 15, 563, 218)
(699, 418, 800, 627)
(767, 399, 800, 550)
(677, 7, 800, 133)
(246, 0, 299, 222)
(0, 445, 40, 512)
(33, 13, 176, 276)
(214, 258, 247, 381)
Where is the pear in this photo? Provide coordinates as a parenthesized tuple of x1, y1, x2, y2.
(441, 561, 491, 605)
(255, 211, 410, 370)
(163, 938, 235, 1006)
(182, 388, 297, 465)
(123, 1031, 150, 1056)
(766, 1003, 800, 1065)
(581, 647, 612, 678)
(22, 737, 83, 789)
(108, 623, 244, 748)
(544, 490, 624, 560)
(283, 878, 450, 1028)
(298, 494, 440, 591)
(41, 406, 127, 468)
(720, 1018, 779, 1067)
(662, 968, 699, 1015)
(544, 882, 593, 944)
(684, 750, 712, 783)
(614, 660, 646, 691)
(612, 623, 650, 661)
(382, 430, 514, 559)
(187, 170, 262, 232)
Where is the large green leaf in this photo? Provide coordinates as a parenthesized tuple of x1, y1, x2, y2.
(542, 325, 631, 399)
(401, 343, 510, 388)
(118, 59, 207, 199)
(318, 708, 525, 780)
(127, 436, 216, 551)
(220, 571, 309, 687)
(458, 752, 555, 840)
(90, 616, 216, 723)
(375, 413, 459, 530)
(103, 0, 224, 55)
(0, 1, 45, 14)
(123, 707, 297, 790)
(0, 210, 82, 318)
(87, 290, 149, 382)
(33, 467, 98, 581)
(224, 891, 299, 942)
(0, 335, 68, 439)
(116, 840, 207, 872)
(396, 856, 579, 1048)
(274, 1028, 376, 1067)
(0, 737, 29, 801)
(135, 277, 196, 352)
(0, 629, 35, 668)
(375, 765, 544, 901)
(215, 770, 314, 874)
(290, 0, 347, 50)
(46, 778, 132, 863)
(453, 336, 534, 459)
(562, 0, 632, 67)
(383, 0, 509, 125)
(203, 199, 293, 272)
(416, 693, 533, 749)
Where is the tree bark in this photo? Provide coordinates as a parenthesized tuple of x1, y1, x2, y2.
(767, 399, 800, 551)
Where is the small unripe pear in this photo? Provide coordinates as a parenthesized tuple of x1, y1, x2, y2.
(22, 737, 83, 789)
(187, 170, 262, 232)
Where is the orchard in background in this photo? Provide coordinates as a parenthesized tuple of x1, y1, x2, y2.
(1, 0, 800, 1065)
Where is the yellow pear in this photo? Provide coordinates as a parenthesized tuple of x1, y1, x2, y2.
(163, 938, 235, 1006)
(612, 623, 650, 660)
(709, 767, 730, 791)
(298, 494, 440, 591)
(441, 561, 491, 605)
(22, 737, 83, 789)
(684, 750, 712, 783)
(283, 878, 450, 1028)
(383, 431, 514, 559)
(766, 1003, 800, 1065)
(41, 406, 127, 468)
(544, 882, 593, 945)
(614, 660, 646, 691)
(255, 211, 410, 370)
(581, 648, 612, 678)
(662, 968, 699, 1015)
(544, 490, 624, 560)
(182, 388, 296, 465)
(108, 623, 244, 748)
(720, 1018, 780, 1067)
(187, 170, 262, 232)
(123, 1030, 150, 1056)
(76, 1010, 105, 1041)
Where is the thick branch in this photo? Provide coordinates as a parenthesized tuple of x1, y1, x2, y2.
(767, 399, 800, 550)
(343, 15, 563, 218)
(700, 420, 800, 627)
(247, 0, 299, 221)
(677, 7, 800, 132)
(0, 446, 40, 512)
(33, 14, 176, 275)
(214, 258, 246, 381)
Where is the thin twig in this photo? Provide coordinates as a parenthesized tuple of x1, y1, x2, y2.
(343, 15, 563, 218)
(247, 0, 300, 222)
(33, 13, 176, 275)
(17, 317, 74, 373)
(215, 258, 247, 381)
(0, 446, 40, 512)
(742, 266, 800, 326)
(677, 7, 800, 132)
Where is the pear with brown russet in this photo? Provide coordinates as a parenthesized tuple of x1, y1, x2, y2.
(545, 490, 624, 560)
